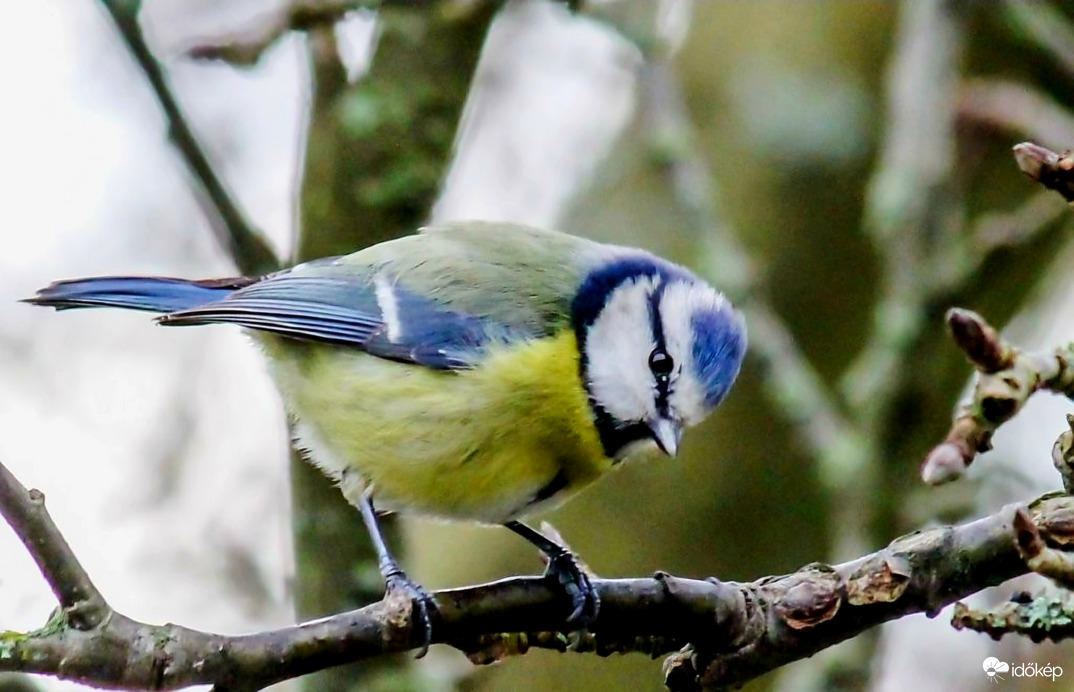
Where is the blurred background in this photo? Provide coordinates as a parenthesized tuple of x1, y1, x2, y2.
(2, 1, 1074, 690)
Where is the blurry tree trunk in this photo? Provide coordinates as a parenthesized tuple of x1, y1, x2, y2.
(292, 4, 497, 689)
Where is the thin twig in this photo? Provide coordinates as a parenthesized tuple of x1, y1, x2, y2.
(952, 594, 1074, 644)
(0, 464, 109, 631)
(1012, 507, 1074, 589)
(96, 0, 279, 275)
(1052, 414, 1074, 494)
(1012, 141, 1074, 205)
(951, 506, 1074, 644)
(971, 189, 1068, 255)
(1001, 0, 1074, 81)
(922, 308, 1074, 484)
(959, 79, 1074, 149)
(928, 188, 1071, 294)
(187, 1, 371, 68)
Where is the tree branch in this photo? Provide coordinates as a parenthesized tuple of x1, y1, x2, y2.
(1001, 0, 1074, 80)
(665, 496, 1072, 690)
(186, 1, 373, 68)
(922, 308, 1074, 484)
(0, 464, 108, 631)
(1013, 141, 1074, 206)
(3, 452, 1073, 690)
(952, 586, 1074, 643)
(96, 0, 279, 275)
(959, 80, 1074, 150)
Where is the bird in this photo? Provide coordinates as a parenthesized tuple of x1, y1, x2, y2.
(25, 221, 747, 653)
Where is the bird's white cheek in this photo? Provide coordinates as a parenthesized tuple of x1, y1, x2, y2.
(669, 372, 711, 426)
(586, 355, 654, 423)
(584, 278, 659, 424)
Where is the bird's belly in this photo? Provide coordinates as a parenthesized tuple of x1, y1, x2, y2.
(260, 332, 612, 523)
(293, 408, 585, 523)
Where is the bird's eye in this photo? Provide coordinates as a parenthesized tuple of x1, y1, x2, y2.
(648, 348, 674, 377)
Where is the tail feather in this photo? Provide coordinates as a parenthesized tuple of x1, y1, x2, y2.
(24, 276, 254, 314)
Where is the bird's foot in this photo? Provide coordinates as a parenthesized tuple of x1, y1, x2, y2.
(544, 549, 600, 627)
(384, 570, 436, 658)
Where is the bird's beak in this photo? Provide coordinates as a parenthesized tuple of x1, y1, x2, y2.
(648, 418, 683, 457)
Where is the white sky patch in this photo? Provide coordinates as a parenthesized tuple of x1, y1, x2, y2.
(374, 274, 402, 343)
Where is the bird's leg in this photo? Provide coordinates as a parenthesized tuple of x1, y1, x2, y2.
(357, 492, 435, 657)
(504, 520, 600, 627)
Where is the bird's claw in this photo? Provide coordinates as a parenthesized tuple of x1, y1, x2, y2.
(545, 550, 600, 627)
(385, 571, 436, 658)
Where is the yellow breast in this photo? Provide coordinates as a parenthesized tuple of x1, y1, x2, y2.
(258, 331, 614, 523)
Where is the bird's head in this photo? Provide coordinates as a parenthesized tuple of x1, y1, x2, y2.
(572, 255, 746, 461)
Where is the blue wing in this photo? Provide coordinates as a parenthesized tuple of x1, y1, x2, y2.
(159, 269, 524, 370)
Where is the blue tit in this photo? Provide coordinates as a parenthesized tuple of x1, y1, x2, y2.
(26, 221, 746, 650)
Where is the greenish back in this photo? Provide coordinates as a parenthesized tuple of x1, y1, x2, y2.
(327, 221, 613, 336)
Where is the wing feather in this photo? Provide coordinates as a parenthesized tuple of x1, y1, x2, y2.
(159, 272, 520, 369)
(162, 223, 611, 369)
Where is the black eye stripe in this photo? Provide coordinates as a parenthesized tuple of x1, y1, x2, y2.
(647, 284, 673, 416)
(647, 281, 667, 349)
